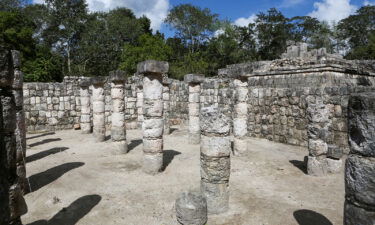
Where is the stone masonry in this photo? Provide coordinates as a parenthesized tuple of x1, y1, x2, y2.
(109, 70, 128, 154)
(0, 48, 28, 225)
(162, 77, 171, 135)
(344, 92, 375, 224)
(79, 77, 92, 134)
(138, 60, 169, 175)
(200, 106, 231, 214)
(185, 74, 205, 144)
(91, 77, 107, 142)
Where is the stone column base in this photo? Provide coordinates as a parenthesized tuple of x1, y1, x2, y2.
(189, 133, 200, 144)
(201, 181, 229, 214)
(233, 138, 247, 156)
(306, 156, 342, 176)
(143, 153, 163, 175)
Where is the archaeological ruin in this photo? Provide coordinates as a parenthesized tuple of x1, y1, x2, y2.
(1, 43, 375, 224)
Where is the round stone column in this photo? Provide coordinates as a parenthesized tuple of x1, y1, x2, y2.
(162, 77, 171, 135)
(138, 60, 169, 175)
(91, 77, 107, 142)
(184, 74, 204, 144)
(200, 106, 231, 214)
(79, 77, 92, 134)
(344, 92, 375, 225)
(109, 70, 128, 154)
(233, 77, 249, 156)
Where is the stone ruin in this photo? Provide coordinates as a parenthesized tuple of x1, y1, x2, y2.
(1, 43, 375, 224)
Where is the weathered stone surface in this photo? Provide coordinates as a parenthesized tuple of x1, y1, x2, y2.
(91, 76, 107, 85)
(201, 154, 230, 183)
(344, 201, 375, 225)
(137, 60, 169, 75)
(142, 153, 163, 175)
(201, 181, 229, 214)
(200, 107, 230, 135)
(345, 155, 375, 206)
(348, 92, 375, 157)
(175, 191, 208, 225)
(200, 136, 231, 157)
(184, 74, 205, 84)
(109, 70, 127, 82)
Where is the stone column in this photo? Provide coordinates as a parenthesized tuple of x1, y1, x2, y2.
(79, 77, 91, 134)
(109, 70, 128, 154)
(136, 77, 144, 128)
(306, 101, 342, 176)
(233, 77, 248, 156)
(91, 77, 106, 142)
(138, 60, 169, 175)
(200, 106, 231, 214)
(184, 74, 204, 144)
(162, 77, 171, 135)
(344, 92, 375, 225)
(0, 49, 27, 224)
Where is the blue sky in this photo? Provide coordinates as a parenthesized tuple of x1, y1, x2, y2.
(31, 0, 374, 37)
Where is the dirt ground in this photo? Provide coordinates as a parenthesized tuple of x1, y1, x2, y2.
(21, 125, 344, 225)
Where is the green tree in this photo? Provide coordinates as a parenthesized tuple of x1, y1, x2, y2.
(0, 0, 26, 12)
(0, 11, 35, 57)
(43, 0, 88, 74)
(165, 4, 219, 53)
(256, 8, 293, 60)
(119, 34, 172, 74)
(338, 5, 375, 59)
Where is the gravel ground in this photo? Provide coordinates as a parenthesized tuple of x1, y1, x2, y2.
(22, 126, 344, 225)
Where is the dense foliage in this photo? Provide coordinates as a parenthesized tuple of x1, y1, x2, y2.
(0, 1, 374, 81)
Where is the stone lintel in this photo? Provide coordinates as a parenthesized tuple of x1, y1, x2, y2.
(109, 70, 127, 83)
(137, 60, 169, 75)
(184, 74, 205, 84)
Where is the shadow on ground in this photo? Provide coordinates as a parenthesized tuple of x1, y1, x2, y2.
(128, 139, 142, 152)
(289, 157, 307, 174)
(162, 150, 181, 171)
(27, 195, 101, 225)
(29, 138, 62, 148)
(294, 209, 333, 225)
(27, 162, 84, 193)
(27, 132, 56, 140)
(26, 147, 69, 163)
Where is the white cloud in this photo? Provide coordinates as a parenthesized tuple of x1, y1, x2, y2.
(308, 0, 357, 23)
(33, 0, 170, 31)
(234, 14, 257, 27)
(364, 0, 375, 5)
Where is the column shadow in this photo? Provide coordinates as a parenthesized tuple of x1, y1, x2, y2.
(293, 209, 333, 225)
(289, 160, 307, 174)
(162, 150, 181, 171)
(27, 162, 84, 193)
(29, 138, 62, 148)
(26, 147, 69, 163)
(27, 194, 101, 225)
(27, 132, 56, 140)
(128, 139, 142, 152)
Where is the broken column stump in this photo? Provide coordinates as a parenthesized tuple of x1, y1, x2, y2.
(138, 60, 169, 175)
(185, 74, 204, 144)
(91, 77, 107, 142)
(79, 77, 92, 134)
(110, 70, 128, 154)
(344, 92, 375, 225)
(200, 106, 231, 214)
(175, 191, 208, 225)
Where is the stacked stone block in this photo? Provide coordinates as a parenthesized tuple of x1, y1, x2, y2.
(0, 48, 27, 224)
(200, 106, 231, 214)
(79, 77, 91, 134)
(162, 77, 171, 135)
(306, 99, 342, 176)
(233, 77, 249, 155)
(138, 60, 169, 175)
(344, 92, 375, 224)
(169, 80, 189, 124)
(109, 70, 128, 154)
(136, 78, 144, 128)
(124, 76, 138, 129)
(185, 74, 205, 144)
(91, 77, 107, 142)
